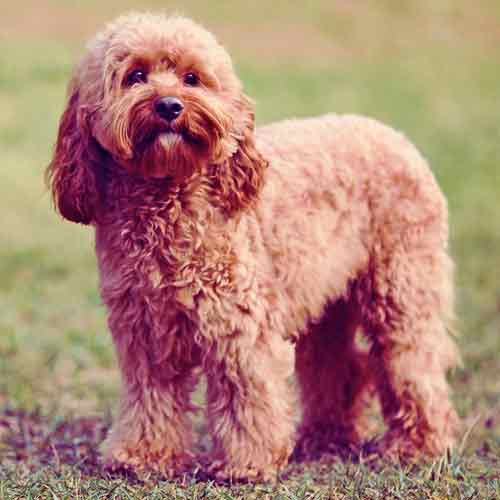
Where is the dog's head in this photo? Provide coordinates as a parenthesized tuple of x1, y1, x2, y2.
(47, 13, 267, 224)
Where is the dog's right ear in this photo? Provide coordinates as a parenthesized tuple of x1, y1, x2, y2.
(46, 81, 100, 225)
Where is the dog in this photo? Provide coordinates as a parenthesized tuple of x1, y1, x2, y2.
(47, 12, 460, 481)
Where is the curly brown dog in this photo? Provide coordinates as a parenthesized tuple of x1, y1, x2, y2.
(47, 12, 460, 481)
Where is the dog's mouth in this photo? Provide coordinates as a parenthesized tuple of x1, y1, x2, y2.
(148, 124, 205, 151)
(133, 124, 183, 153)
(158, 131, 182, 149)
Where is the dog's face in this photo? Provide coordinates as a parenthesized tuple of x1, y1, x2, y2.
(87, 14, 250, 178)
(47, 13, 266, 224)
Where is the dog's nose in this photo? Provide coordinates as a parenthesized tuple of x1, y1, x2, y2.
(155, 97, 184, 122)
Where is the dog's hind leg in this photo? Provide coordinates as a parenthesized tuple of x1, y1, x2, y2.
(294, 298, 373, 459)
(359, 244, 460, 459)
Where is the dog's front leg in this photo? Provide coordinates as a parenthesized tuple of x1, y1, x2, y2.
(101, 304, 200, 478)
(102, 373, 198, 477)
(203, 322, 296, 482)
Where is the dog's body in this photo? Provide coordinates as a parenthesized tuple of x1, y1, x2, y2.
(48, 13, 460, 481)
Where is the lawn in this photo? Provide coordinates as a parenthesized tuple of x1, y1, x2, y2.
(1, 0, 499, 498)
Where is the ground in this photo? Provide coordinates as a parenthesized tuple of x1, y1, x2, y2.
(1, 0, 499, 498)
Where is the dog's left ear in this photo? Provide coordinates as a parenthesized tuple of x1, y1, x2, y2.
(211, 93, 268, 214)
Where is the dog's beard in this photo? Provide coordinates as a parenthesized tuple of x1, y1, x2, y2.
(130, 120, 197, 179)
(101, 89, 232, 180)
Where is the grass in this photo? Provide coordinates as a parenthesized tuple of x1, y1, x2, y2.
(1, 0, 499, 498)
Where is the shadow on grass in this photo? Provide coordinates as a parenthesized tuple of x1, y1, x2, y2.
(0, 407, 384, 484)
(3, 406, 497, 489)
(0, 408, 367, 482)
(1, 408, 110, 477)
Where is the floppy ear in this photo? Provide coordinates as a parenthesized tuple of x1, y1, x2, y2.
(211, 93, 268, 214)
(46, 81, 101, 224)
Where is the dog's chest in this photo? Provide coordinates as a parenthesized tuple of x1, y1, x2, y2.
(96, 206, 235, 315)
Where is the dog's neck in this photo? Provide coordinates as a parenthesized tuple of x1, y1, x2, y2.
(98, 157, 232, 230)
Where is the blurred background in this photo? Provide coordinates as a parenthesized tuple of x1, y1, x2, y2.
(1, 0, 499, 452)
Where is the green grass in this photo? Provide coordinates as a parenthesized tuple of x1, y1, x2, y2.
(1, 0, 500, 498)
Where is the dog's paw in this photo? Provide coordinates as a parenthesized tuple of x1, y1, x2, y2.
(293, 424, 361, 461)
(207, 459, 280, 483)
(363, 431, 452, 463)
(102, 448, 146, 478)
(102, 446, 192, 479)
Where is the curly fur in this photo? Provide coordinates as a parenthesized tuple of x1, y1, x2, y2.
(47, 12, 460, 481)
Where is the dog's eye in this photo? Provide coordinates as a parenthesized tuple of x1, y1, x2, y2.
(183, 73, 199, 86)
(126, 69, 147, 86)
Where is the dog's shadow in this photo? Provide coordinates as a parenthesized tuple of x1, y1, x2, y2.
(1, 408, 111, 478)
(1, 408, 382, 483)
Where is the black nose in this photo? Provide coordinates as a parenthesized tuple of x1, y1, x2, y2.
(155, 96, 184, 122)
